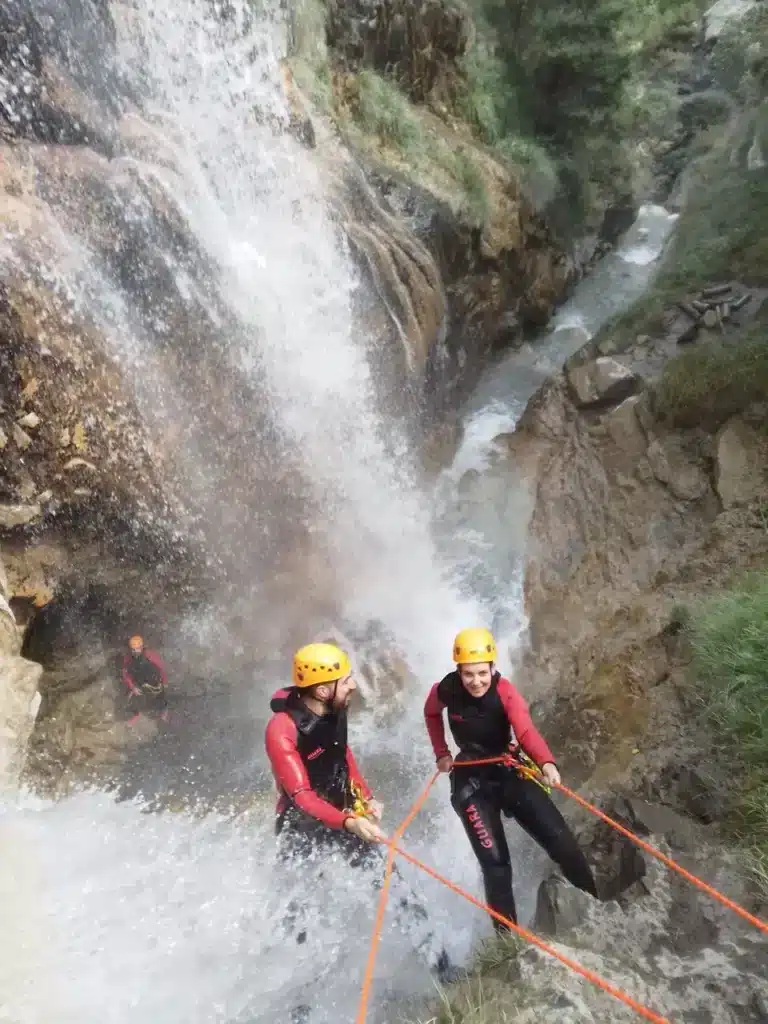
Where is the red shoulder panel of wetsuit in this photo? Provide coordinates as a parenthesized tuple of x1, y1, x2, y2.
(497, 677, 555, 767)
(264, 712, 348, 830)
(345, 747, 372, 800)
(423, 682, 451, 761)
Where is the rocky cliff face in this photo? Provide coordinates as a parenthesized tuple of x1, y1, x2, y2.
(0, 552, 42, 794)
(430, 805, 768, 1023)
(0, 0, 595, 789)
(284, 0, 621, 416)
(496, 288, 768, 794)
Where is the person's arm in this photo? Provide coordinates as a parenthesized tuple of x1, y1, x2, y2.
(145, 650, 168, 685)
(497, 678, 556, 767)
(424, 683, 451, 761)
(346, 747, 372, 800)
(121, 656, 138, 693)
(265, 714, 349, 830)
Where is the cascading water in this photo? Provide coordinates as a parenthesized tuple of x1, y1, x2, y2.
(434, 203, 679, 647)
(0, 1, 684, 1020)
(0, 2, 515, 1021)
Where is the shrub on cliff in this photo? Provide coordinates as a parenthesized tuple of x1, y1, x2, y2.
(454, 0, 707, 233)
(690, 573, 768, 894)
(460, 0, 632, 218)
(655, 323, 768, 429)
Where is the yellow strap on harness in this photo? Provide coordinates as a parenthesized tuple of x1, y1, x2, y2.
(348, 780, 374, 819)
(512, 749, 552, 794)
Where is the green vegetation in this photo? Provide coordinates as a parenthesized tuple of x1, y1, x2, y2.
(342, 69, 491, 224)
(456, 0, 708, 228)
(354, 69, 425, 157)
(617, 0, 702, 58)
(287, 0, 333, 112)
(688, 573, 768, 895)
(655, 323, 768, 428)
(593, 5, 768, 349)
(285, 0, 712, 235)
(405, 935, 529, 1023)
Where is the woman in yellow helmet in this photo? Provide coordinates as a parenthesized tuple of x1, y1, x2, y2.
(424, 628, 598, 931)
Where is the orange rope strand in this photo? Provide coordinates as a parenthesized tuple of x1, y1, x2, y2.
(390, 841, 671, 1024)
(456, 755, 768, 934)
(354, 753, 767, 1021)
(552, 779, 768, 935)
(355, 772, 440, 1024)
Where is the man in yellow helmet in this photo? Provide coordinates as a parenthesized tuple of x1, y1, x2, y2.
(265, 641, 384, 855)
(424, 627, 598, 931)
(267, 641, 459, 1004)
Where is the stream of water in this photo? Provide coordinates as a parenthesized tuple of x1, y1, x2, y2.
(0, 2, 678, 1021)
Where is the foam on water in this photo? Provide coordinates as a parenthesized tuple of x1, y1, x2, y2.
(0, 2, 523, 1020)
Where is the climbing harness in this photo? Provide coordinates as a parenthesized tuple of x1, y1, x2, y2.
(511, 746, 552, 793)
(348, 780, 375, 819)
(355, 753, 768, 1024)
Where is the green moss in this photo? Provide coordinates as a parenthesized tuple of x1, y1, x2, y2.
(495, 135, 560, 208)
(286, 0, 333, 112)
(451, 150, 491, 225)
(689, 573, 768, 896)
(290, 57, 333, 113)
(353, 69, 426, 159)
(654, 323, 768, 428)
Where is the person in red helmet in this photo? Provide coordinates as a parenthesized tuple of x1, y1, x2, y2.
(122, 635, 169, 725)
(424, 628, 598, 933)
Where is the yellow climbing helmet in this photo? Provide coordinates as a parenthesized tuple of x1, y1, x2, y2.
(453, 628, 497, 665)
(292, 642, 351, 688)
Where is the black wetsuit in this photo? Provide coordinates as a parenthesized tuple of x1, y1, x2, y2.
(267, 688, 454, 984)
(426, 671, 598, 930)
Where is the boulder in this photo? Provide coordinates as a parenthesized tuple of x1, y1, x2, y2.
(646, 436, 711, 502)
(603, 395, 647, 457)
(715, 416, 768, 508)
(704, 0, 758, 42)
(566, 357, 642, 409)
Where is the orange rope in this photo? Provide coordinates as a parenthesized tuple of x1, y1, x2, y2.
(354, 753, 767, 1021)
(355, 771, 440, 1024)
(390, 840, 671, 1024)
(455, 754, 768, 934)
(552, 779, 768, 935)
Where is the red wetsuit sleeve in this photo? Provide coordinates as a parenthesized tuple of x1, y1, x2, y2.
(264, 713, 348, 830)
(498, 678, 555, 767)
(424, 683, 450, 761)
(145, 650, 168, 685)
(346, 747, 372, 800)
(121, 655, 136, 692)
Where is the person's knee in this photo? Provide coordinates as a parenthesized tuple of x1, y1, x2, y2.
(482, 861, 513, 893)
(481, 863, 517, 925)
(549, 836, 598, 896)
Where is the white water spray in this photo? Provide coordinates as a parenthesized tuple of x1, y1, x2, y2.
(0, 2, 508, 1021)
(0, 4, 683, 1022)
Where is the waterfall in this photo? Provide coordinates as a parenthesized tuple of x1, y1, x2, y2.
(0, 2, 531, 1021)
